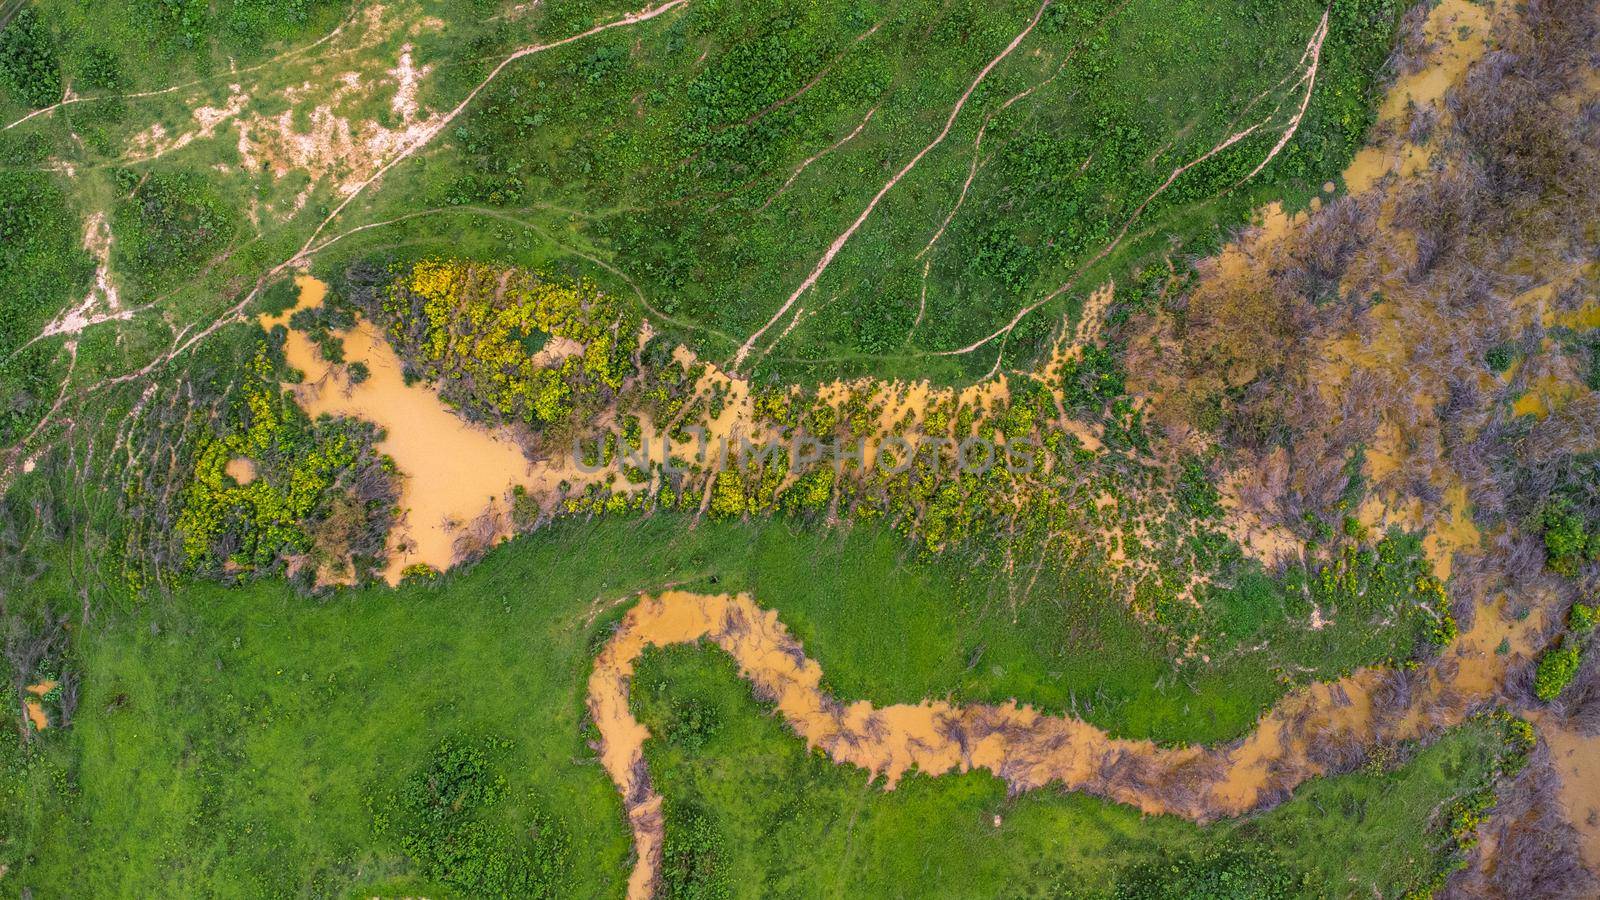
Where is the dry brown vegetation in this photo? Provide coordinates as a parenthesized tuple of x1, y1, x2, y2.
(1125, 1, 1600, 885)
(1444, 742, 1599, 899)
(1131, 0, 1600, 547)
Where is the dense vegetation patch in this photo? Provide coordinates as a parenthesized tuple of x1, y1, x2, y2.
(111, 167, 237, 294)
(371, 736, 569, 898)
(349, 258, 639, 437)
(1534, 603, 1598, 703)
(0, 8, 61, 109)
(175, 344, 398, 585)
(659, 798, 730, 900)
(129, 0, 349, 53)
(0, 172, 89, 354)
(0, 171, 91, 445)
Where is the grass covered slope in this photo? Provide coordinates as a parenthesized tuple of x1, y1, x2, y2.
(3, 518, 1511, 898)
(0, 0, 1403, 386)
(419, 0, 1409, 381)
(0, 0, 1415, 474)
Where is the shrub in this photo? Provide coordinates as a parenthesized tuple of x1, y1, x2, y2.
(112, 168, 236, 292)
(659, 800, 728, 900)
(1485, 343, 1518, 374)
(75, 44, 123, 92)
(373, 737, 569, 898)
(1058, 342, 1126, 414)
(176, 345, 398, 581)
(369, 259, 638, 432)
(1111, 845, 1293, 899)
(0, 9, 61, 109)
(1176, 454, 1222, 520)
(1540, 498, 1600, 577)
(0, 171, 92, 360)
(1571, 603, 1598, 634)
(1535, 637, 1582, 702)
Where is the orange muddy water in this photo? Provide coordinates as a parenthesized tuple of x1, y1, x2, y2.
(1343, 0, 1491, 193)
(262, 276, 1076, 581)
(262, 276, 584, 583)
(23, 681, 55, 731)
(1539, 714, 1600, 869)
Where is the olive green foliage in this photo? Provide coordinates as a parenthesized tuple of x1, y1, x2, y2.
(1059, 343, 1127, 414)
(0, 172, 90, 355)
(175, 345, 398, 583)
(1485, 342, 1518, 374)
(1109, 846, 1293, 899)
(111, 167, 237, 293)
(1585, 333, 1600, 391)
(1570, 602, 1598, 634)
(372, 736, 569, 898)
(1389, 711, 1538, 897)
(1208, 530, 1455, 661)
(74, 43, 124, 92)
(0, 8, 61, 108)
(289, 301, 354, 364)
(1175, 454, 1223, 520)
(131, 0, 348, 52)
(0, 171, 91, 444)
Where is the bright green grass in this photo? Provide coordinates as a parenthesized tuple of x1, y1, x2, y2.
(3, 513, 1477, 896)
(633, 647, 1498, 898)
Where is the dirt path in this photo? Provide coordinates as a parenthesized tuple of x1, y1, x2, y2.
(730, 0, 1052, 370)
(758, 104, 879, 213)
(295, 0, 691, 261)
(4, 0, 696, 459)
(935, 8, 1330, 362)
(2, 6, 360, 132)
(590, 586, 1531, 899)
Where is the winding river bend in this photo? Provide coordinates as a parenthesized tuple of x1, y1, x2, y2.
(588, 590, 1528, 900)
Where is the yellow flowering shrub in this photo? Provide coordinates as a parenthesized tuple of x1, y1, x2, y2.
(378, 259, 638, 428)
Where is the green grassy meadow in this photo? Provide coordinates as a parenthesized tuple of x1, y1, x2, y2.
(2, 514, 1496, 897)
(1, 0, 1412, 399)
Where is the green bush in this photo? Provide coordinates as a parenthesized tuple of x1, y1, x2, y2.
(176, 345, 397, 580)
(1112, 845, 1294, 899)
(112, 168, 236, 292)
(1485, 343, 1518, 374)
(0, 9, 61, 109)
(1540, 498, 1600, 577)
(1534, 637, 1582, 702)
(659, 799, 729, 900)
(373, 737, 569, 898)
(74, 44, 123, 92)
(0, 171, 91, 357)
(1059, 343, 1126, 414)
(1571, 602, 1598, 634)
